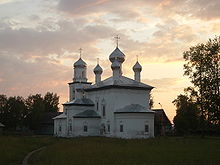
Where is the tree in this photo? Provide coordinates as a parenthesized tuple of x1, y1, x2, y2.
(149, 92, 154, 109)
(0, 95, 27, 130)
(183, 36, 220, 126)
(44, 92, 59, 112)
(173, 88, 199, 135)
(25, 94, 45, 130)
(0, 95, 8, 125)
(25, 92, 59, 130)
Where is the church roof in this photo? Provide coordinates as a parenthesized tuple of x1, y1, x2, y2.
(85, 76, 154, 91)
(109, 47, 125, 63)
(73, 110, 101, 118)
(115, 104, 154, 113)
(74, 58, 87, 67)
(152, 109, 172, 126)
(93, 64, 103, 74)
(133, 61, 142, 72)
(53, 113, 67, 119)
(63, 98, 94, 106)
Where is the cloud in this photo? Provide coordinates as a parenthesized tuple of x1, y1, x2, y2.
(0, 19, 118, 60)
(0, 53, 71, 104)
(160, 0, 220, 20)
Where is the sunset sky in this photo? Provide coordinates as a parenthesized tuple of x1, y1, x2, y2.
(0, 0, 220, 121)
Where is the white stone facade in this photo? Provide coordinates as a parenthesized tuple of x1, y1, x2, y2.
(53, 46, 155, 138)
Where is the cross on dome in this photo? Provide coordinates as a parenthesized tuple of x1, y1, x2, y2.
(79, 48, 83, 58)
(114, 35, 120, 48)
(97, 58, 99, 65)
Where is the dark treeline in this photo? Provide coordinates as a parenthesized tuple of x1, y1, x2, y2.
(173, 36, 220, 136)
(0, 92, 59, 132)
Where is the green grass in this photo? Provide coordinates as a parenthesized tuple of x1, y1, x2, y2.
(30, 137, 220, 165)
(0, 135, 56, 165)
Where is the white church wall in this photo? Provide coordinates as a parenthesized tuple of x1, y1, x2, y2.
(87, 88, 151, 136)
(54, 118, 67, 137)
(73, 118, 101, 137)
(115, 113, 154, 138)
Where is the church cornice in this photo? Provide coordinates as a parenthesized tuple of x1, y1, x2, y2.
(68, 81, 92, 85)
(114, 111, 154, 114)
(85, 85, 153, 92)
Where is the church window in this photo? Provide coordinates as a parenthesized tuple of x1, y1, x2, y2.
(120, 124, 123, 132)
(59, 125, 62, 132)
(84, 125, 88, 132)
(68, 119, 72, 132)
(82, 70, 86, 78)
(82, 92, 85, 98)
(145, 125, 149, 133)
(96, 102, 99, 111)
(102, 105, 106, 117)
(107, 124, 110, 132)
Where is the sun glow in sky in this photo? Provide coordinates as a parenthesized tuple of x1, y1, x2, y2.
(1, 0, 220, 121)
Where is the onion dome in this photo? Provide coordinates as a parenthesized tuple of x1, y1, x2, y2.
(133, 61, 142, 72)
(109, 47, 125, 63)
(74, 58, 87, 67)
(93, 64, 103, 74)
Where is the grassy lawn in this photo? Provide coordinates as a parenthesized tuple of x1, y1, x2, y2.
(30, 136, 220, 165)
(0, 135, 56, 165)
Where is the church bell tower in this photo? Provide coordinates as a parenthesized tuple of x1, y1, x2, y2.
(68, 48, 91, 101)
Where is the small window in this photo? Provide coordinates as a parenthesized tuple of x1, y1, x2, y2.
(84, 125, 88, 132)
(68, 120, 72, 131)
(145, 125, 149, 132)
(102, 105, 106, 117)
(96, 102, 99, 111)
(107, 124, 110, 132)
(120, 124, 123, 132)
(59, 125, 62, 132)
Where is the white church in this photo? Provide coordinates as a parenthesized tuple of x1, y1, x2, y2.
(53, 44, 155, 139)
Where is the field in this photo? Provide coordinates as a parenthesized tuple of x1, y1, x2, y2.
(0, 136, 56, 165)
(1, 136, 220, 165)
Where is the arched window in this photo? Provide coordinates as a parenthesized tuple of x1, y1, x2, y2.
(102, 105, 106, 117)
(58, 121, 62, 132)
(101, 99, 106, 117)
(107, 120, 110, 133)
(120, 121, 123, 132)
(145, 121, 149, 133)
(82, 70, 86, 78)
(96, 97, 99, 111)
(83, 121, 88, 132)
(96, 101, 99, 111)
(68, 119, 72, 132)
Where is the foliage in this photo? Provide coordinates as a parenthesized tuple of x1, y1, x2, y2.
(183, 36, 220, 125)
(30, 137, 220, 165)
(173, 36, 220, 135)
(0, 92, 59, 131)
(149, 92, 154, 109)
(173, 88, 199, 135)
(44, 92, 59, 112)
